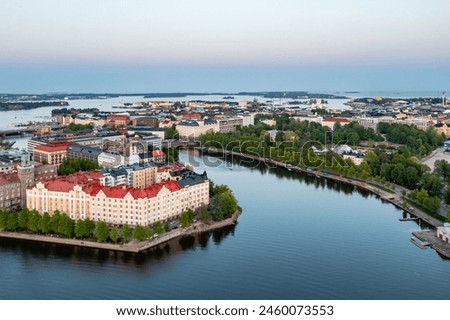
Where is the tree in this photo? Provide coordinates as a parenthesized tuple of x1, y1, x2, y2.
(419, 173, 444, 198)
(179, 209, 195, 227)
(57, 158, 100, 176)
(153, 222, 164, 234)
(75, 219, 95, 239)
(122, 224, 133, 242)
(164, 125, 179, 140)
(27, 210, 41, 233)
(164, 223, 171, 233)
(444, 187, 450, 205)
(6, 212, 18, 231)
(0, 211, 7, 230)
(50, 210, 62, 233)
(402, 199, 408, 209)
(133, 225, 147, 241)
(110, 227, 120, 244)
(95, 221, 109, 242)
(38, 212, 51, 234)
(212, 191, 238, 220)
(59, 214, 75, 238)
(410, 188, 429, 205)
(197, 205, 212, 223)
(423, 197, 441, 215)
(18, 208, 30, 230)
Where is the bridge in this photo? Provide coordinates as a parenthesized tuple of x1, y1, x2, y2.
(162, 140, 199, 148)
(0, 123, 64, 137)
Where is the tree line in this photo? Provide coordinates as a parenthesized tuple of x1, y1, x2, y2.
(200, 114, 446, 216)
(57, 158, 100, 176)
(0, 179, 240, 243)
(0, 209, 172, 243)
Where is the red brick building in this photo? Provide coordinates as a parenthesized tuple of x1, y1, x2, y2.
(107, 114, 130, 127)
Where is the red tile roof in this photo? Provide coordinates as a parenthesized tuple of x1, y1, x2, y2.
(152, 150, 165, 158)
(323, 117, 350, 123)
(34, 141, 72, 153)
(37, 170, 181, 199)
(45, 180, 77, 192)
(183, 113, 202, 120)
(0, 173, 20, 185)
(40, 171, 103, 192)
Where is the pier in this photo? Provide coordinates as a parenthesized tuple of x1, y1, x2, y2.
(413, 231, 450, 258)
(410, 235, 430, 249)
(399, 217, 419, 221)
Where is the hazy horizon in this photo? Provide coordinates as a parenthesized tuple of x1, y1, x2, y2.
(1, 0, 449, 93)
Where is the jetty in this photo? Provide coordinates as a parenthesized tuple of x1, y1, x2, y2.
(399, 217, 419, 221)
(413, 230, 450, 258)
(410, 235, 430, 249)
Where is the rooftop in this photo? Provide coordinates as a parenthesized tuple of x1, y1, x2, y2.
(34, 141, 72, 153)
(0, 173, 20, 185)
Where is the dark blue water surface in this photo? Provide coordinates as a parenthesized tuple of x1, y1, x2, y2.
(1, 151, 449, 299)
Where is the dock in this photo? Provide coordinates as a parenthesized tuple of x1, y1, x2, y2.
(410, 235, 430, 249)
(413, 231, 450, 258)
(399, 217, 419, 221)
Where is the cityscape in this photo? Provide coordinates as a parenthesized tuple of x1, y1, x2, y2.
(1, 0, 450, 306)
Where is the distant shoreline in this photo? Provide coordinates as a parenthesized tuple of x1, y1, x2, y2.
(0, 211, 241, 253)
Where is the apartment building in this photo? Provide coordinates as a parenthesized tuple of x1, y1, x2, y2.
(26, 170, 209, 226)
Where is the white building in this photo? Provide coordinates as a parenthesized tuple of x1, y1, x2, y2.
(437, 224, 450, 244)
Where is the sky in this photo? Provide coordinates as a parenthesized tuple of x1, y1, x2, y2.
(1, 0, 449, 93)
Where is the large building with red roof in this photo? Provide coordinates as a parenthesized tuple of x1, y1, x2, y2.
(33, 141, 72, 165)
(26, 170, 209, 226)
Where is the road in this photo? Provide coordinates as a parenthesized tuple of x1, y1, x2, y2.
(422, 147, 450, 171)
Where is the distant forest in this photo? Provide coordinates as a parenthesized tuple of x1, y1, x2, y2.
(0, 101, 68, 111)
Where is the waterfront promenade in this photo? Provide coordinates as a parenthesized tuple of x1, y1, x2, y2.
(0, 211, 241, 253)
(202, 147, 443, 227)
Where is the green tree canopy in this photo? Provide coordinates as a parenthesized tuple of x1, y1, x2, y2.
(110, 227, 121, 244)
(57, 158, 100, 176)
(133, 225, 147, 241)
(95, 221, 109, 242)
(122, 224, 133, 241)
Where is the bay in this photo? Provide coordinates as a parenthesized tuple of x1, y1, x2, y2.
(0, 150, 449, 300)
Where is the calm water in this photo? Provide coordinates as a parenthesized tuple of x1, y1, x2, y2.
(0, 150, 449, 300)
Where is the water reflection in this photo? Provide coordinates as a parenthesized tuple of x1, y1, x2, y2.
(204, 151, 365, 197)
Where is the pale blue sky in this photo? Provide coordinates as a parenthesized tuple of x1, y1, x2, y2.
(1, 0, 449, 93)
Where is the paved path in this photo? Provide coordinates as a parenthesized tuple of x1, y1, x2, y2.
(0, 211, 241, 253)
(421, 147, 450, 171)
